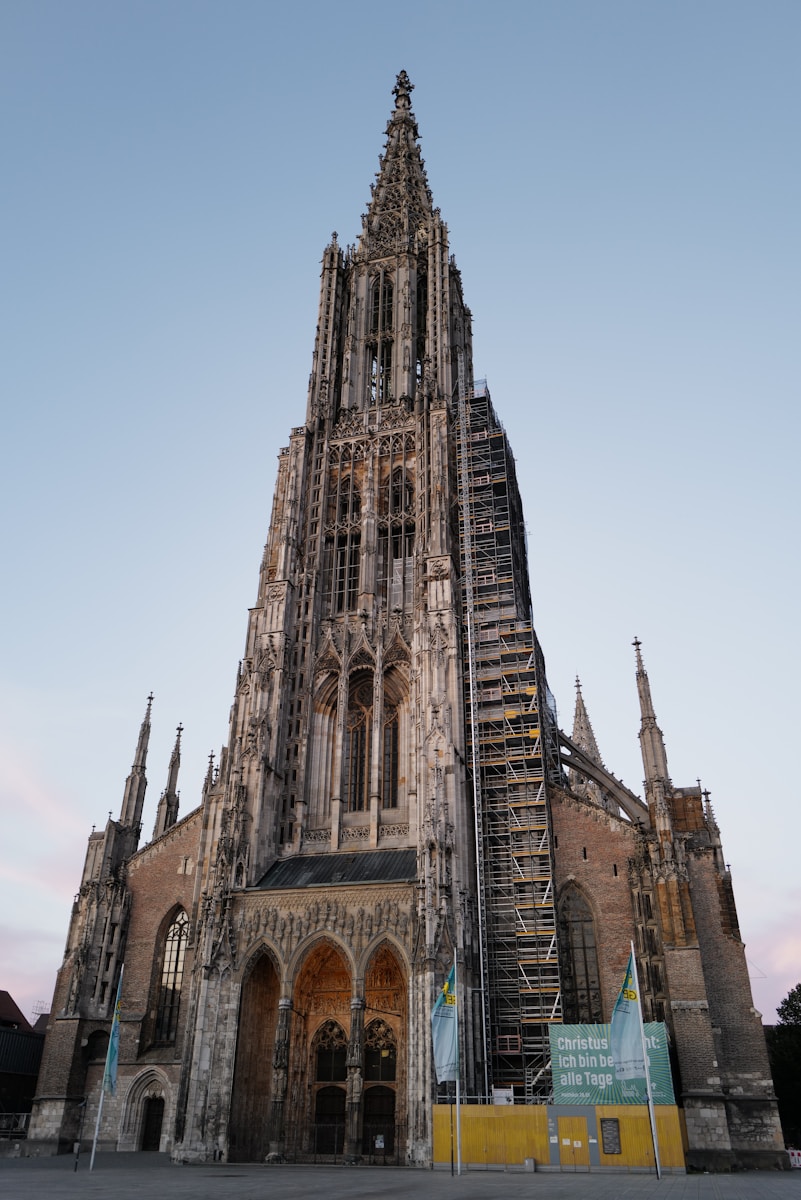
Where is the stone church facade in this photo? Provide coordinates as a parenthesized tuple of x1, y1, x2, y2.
(28, 74, 785, 1170)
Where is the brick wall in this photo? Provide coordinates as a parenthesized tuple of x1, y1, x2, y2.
(550, 787, 636, 1016)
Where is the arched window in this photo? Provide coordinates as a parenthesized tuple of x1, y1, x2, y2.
(345, 675, 373, 812)
(367, 272, 394, 404)
(324, 473, 361, 614)
(558, 888, 603, 1024)
(382, 467, 414, 611)
(382, 705, 399, 809)
(364, 1019, 397, 1081)
(390, 467, 413, 515)
(337, 475, 360, 523)
(314, 1020, 348, 1081)
(154, 910, 189, 1043)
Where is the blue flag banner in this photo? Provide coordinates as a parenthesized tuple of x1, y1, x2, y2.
(610, 948, 646, 1101)
(431, 964, 458, 1083)
(103, 972, 123, 1096)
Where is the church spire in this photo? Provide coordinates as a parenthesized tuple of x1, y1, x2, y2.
(634, 638, 670, 787)
(119, 693, 152, 834)
(359, 70, 434, 260)
(153, 723, 182, 840)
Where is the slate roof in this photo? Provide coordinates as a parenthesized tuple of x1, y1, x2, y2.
(256, 849, 416, 890)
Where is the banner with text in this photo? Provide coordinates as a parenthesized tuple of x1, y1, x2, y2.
(549, 1022, 674, 1105)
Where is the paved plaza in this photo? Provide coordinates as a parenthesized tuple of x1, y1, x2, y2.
(0, 1156, 799, 1200)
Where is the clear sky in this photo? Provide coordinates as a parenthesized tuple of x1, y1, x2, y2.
(2, 1, 799, 1027)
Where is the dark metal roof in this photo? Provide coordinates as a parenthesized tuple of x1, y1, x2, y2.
(256, 849, 416, 890)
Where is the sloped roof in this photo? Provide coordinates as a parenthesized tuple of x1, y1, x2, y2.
(0, 990, 30, 1030)
(256, 849, 416, 890)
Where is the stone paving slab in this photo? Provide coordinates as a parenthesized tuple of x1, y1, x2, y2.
(0, 1157, 799, 1200)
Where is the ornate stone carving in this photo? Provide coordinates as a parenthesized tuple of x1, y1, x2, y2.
(378, 823, 409, 839)
(342, 825, 370, 841)
(427, 557, 449, 580)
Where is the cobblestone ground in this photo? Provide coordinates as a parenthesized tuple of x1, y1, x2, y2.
(0, 1157, 799, 1200)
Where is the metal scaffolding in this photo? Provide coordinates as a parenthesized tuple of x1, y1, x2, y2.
(456, 379, 563, 1101)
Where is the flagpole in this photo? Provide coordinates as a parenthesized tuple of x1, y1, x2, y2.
(629, 942, 661, 1180)
(89, 965, 124, 1171)
(88, 1081, 105, 1172)
(454, 955, 462, 1177)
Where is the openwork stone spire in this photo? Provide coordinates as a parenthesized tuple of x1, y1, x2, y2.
(570, 678, 615, 812)
(358, 71, 434, 261)
(571, 677, 604, 767)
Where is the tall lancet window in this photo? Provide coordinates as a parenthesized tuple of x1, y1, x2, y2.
(415, 273, 427, 387)
(154, 909, 189, 1043)
(345, 674, 373, 812)
(382, 704, 399, 809)
(382, 466, 414, 611)
(558, 887, 603, 1024)
(324, 473, 361, 614)
(368, 272, 394, 404)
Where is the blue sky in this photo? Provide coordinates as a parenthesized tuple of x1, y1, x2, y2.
(2, 1, 799, 1025)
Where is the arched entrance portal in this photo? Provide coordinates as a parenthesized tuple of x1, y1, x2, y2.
(287, 941, 352, 1160)
(229, 952, 281, 1162)
(363, 942, 406, 1160)
(140, 1096, 164, 1151)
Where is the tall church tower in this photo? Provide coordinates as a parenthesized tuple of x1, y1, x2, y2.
(176, 71, 484, 1164)
(29, 73, 785, 1173)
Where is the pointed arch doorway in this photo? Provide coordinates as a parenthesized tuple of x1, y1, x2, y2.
(140, 1096, 164, 1151)
(229, 952, 281, 1162)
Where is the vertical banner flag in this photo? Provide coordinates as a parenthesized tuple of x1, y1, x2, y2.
(431, 964, 458, 1083)
(610, 948, 646, 1096)
(103, 971, 123, 1096)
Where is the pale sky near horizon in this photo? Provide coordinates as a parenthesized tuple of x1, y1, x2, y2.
(2, 1, 799, 1028)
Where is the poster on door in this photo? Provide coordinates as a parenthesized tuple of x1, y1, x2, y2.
(549, 1022, 675, 1105)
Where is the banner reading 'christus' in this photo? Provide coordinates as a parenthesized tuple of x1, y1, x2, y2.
(549, 1023, 675, 1106)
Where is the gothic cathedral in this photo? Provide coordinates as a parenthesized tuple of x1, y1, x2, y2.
(28, 74, 785, 1170)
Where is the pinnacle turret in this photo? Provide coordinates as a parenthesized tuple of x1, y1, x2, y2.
(570, 678, 615, 812)
(119, 693, 152, 833)
(571, 677, 604, 766)
(634, 638, 671, 788)
(153, 723, 182, 840)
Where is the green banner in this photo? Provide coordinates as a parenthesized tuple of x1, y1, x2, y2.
(549, 1022, 675, 1105)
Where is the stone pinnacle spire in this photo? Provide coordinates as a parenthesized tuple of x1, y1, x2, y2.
(571, 677, 604, 766)
(634, 639, 671, 788)
(119, 693, 152, 832)
(359, 71, 434, 259)
(153, 723, 182, 840)
(570, 677, 615, 811)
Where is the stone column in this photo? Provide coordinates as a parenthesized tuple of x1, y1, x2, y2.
(268, 997, 292, 1156)
(344, 996, 365, 1161)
